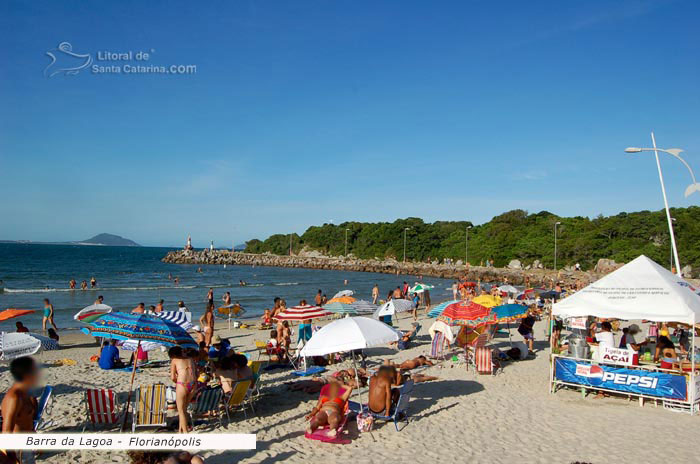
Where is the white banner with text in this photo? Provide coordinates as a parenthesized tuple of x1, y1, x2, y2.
(0, 434, 256, 450)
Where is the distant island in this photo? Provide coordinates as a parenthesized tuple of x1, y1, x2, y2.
(0, 233, 141, 247)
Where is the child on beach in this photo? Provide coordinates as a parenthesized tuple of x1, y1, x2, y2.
(1, 357, 40, 463)
(169, 346, 197, 433)
(260, 309, 272, 328)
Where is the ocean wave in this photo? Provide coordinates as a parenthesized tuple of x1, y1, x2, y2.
(272, 282, 299, 286)
(2, 285, 197, 293)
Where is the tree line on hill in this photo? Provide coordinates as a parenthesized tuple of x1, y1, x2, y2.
(244, 207, 700, 274)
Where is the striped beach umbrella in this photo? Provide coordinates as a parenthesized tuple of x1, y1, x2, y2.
(350, 300, 378, 314)
(275, 304, 332, 321)
(323, 302, 358, 315)
(437, 301, 496, 327)
(409, 283, 434, 293)
(146, 310, 193, 330)
(74, 304, 113, 324)
(427, 299, 461, 318)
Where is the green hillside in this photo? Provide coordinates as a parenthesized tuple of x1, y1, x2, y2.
(244, 207, 700, 273)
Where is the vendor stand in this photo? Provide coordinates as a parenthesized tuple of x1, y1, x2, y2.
(550, 255, 700, 414)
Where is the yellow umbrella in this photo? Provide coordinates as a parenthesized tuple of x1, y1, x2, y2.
(472, 295, 502, 308)
(326, 296, 356, 304)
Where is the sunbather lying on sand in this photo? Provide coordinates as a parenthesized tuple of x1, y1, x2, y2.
(288, 368, 369, 393)
(382, 360, 439, 383)
(305, 382, 354, 438)
(385, 355, 433, 371)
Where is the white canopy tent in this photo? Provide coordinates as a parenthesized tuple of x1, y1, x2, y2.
(552, 255, 700, 325)
(551, 255, 700, 414)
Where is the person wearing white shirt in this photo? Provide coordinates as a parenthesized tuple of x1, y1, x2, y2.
(593, 321, 615, 348)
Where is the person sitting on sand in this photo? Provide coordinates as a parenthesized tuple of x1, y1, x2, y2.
(15, 321, 28, 333)
(213, 356, 238, 394)
(233, 353, 253, 382)
(260, 309, 273, 328)
(99, 340, 125, 370)
(305, 381, 354, 438)
(169, 346, 197, 433)
(267, 330, 286, 362)
(47, 328, 59, 343)
(132, 302, 146, 314)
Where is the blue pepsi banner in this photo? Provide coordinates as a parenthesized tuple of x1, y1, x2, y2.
(554, 357, 687, 400)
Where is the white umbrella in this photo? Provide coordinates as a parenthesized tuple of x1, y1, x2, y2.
(300, 316, 401, 357)
(73, 303, 113, 322)
(373, 299, 415, 319)
(332, 289, 355, 299)
(300, 317, 400, 410)
(498, 285, 519, 294)
(0, 332, 42, 361)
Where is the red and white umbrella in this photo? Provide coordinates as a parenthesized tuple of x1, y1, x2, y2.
(275, 304, 332, 321)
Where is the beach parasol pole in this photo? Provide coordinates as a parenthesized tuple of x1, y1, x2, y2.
(122, 340, 141, 431)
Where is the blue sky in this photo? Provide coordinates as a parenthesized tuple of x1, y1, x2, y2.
(1, 0, 699, 247)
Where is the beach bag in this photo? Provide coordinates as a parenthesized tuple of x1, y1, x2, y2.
(356, 412, 374, 433)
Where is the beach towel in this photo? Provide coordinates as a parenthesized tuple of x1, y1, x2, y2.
(430, 332, 445, 359)
(292, 366, 326, 377)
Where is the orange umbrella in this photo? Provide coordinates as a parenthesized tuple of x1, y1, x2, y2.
(327, 296, 356, 304)
(0, 309, 36, 322)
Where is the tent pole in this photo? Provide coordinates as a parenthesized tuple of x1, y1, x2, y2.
(122, 340, 140, 431)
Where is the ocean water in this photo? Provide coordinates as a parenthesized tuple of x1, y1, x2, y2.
(0, 243, 456, 331)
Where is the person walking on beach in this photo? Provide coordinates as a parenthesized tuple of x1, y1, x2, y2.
(452, 282, 459, 300)
(200, 303, 215, 346)
(169, 346, 197, 433)
(42, 298, 58, 332)
(372, 284, 379, 304)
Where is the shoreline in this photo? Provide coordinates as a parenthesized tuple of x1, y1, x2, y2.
(162, 250, 599, 287)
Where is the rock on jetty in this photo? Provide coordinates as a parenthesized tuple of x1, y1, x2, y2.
(162, 250, 599, 287)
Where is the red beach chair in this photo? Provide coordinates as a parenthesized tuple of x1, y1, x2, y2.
(83, 388, 123, 431)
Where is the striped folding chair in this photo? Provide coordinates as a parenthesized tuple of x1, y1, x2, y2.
(83, 388, 122, 431)
(474, 347, 494, 375)
(189, 387, 223, 428)
(465, 332, 490, 371)
(132, 383, 167, 432)
(224, 379, 253, 422)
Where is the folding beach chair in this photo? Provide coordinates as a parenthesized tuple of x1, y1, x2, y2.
(398, 322, 421, 350)
(83, 388, 123, 431)
(465, 332, 490, 371)
(189, 387, 223, 428)
(369, 380, 414, 431)
(474, 347, 494, 375)
(33, 385, 55, 431)
(304, 384, 351, 444)
(248, 360, 265, 400)
(224, 379, 253, 422)
(430, 332, 447, 360)
(254, 340, 270, 361)
(132, 383, 167, 432)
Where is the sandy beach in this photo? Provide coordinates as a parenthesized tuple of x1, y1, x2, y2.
(3, 312, 697, 464)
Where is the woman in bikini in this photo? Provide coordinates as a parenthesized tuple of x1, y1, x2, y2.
(305, 381, 353, 438)
(169, 346, 197, 433)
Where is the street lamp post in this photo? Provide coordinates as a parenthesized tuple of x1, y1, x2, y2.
(403, 227, 410, 263)
(554, 221, 561, 271)
(465, 225, 472, 265)
(344, 228, 350, 256)
(625, 132, 695, 277)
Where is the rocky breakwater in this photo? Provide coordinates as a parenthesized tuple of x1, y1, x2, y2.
(162, 250, 601, 287)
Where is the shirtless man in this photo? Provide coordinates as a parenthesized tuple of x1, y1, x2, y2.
(393, 286, 402, 299)
(155, 299, 165, 313)
(1, 357, 39, 434)
(372, 284, 379, 304)
(94, 295, 104, 305)
(222, 291, 232, 307)
(90, 276, 97, 288)
(132, 302, 145, 314)
(368, 365, 396, 416)
(199, 303, 215, 346)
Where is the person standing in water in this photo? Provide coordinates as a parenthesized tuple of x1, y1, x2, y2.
(90, 276, 97, 288)
(372, 284, 379, 304)
(42, 298, 58, 332)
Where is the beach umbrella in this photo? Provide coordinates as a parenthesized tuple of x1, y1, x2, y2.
(491, 304, 529, 323)
(300, 316, 401, 410)
(0, 309, 35, 322)
(472, 295, 502, 308)
(498, 285, 519, 294)
(427, 300, 461, 318)
(73, 303, 113, 324)
(409, 283, 434, 293)
(217, 303, 245, 317)
(275, 304, 332, 321)
(331, 290, 354, 299)
(350, 300, 378, 314)
(145, 310, 193, 331)
(83, 312, 197, 430)
(459, 281, 478, 288)
(0, 332, 42, 361)
(326, 295, 356, 304)
(373, 299, 415, 318)
(437, 301, 496, 327)
(27, 333, 59, 351)
(323, 302, 359, 315)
